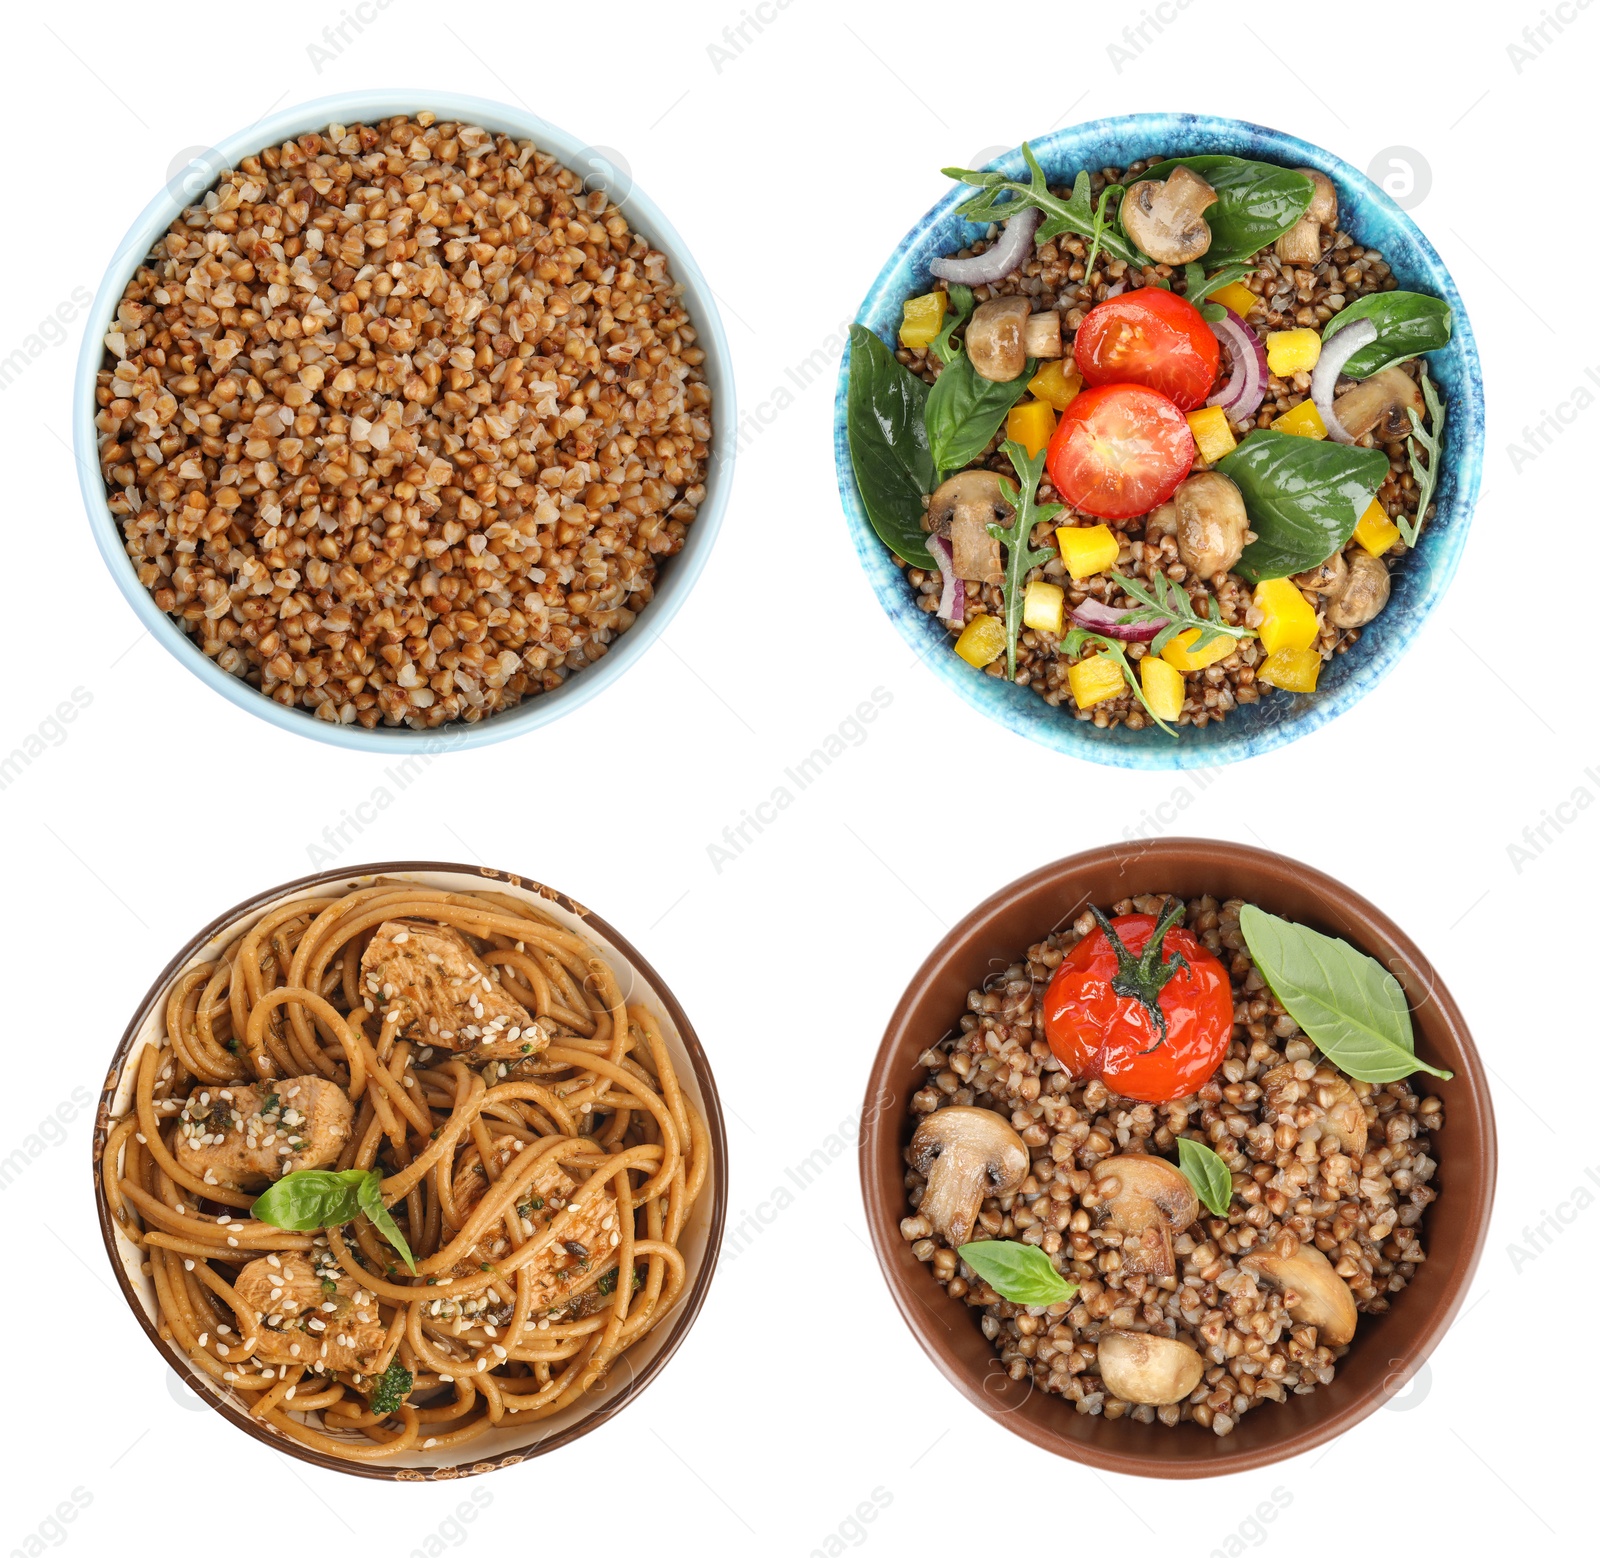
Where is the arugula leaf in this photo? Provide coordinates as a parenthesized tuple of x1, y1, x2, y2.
(1176, 1138, 1234, 1217)
(1217, 431, 1391, 582)
(957, 1240, 1078, 1307)
(991, 440, 1062, 678)
(1183, 261, 1254, 322)
(930, 284, 974, 367)
(1239, 906, 1453, 1083)
(1060, 628, 1177, 737)
(1109, 570, 1255, 659)
(845, 324, 937, 568)
(1083, 179, 1125, 280)
(1402, 363, 1445, 548)
(370, 1360, 413, 1416)
(251, 1167, 416, 1274)
(925, 353, 1034, 478)
(1324, 291, 1451, 379)
(941, 143, 1146, 268)
(1137, 156, 1314, 265)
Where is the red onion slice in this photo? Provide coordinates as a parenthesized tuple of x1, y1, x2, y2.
(1206, 307, 1268, 419)
(1071, 597, 1169, 642)
(931, 207, 1042, 286)
(1310, 316, 1378, 444)
(925, 533, 966, 627)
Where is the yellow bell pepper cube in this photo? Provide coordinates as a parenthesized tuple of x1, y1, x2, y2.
(1027, 360, 1082, 411)
(898, 291, 947, 350)
(1209, 281, 1258, 319)
(1271, 399, 1327, 439)
(1186, 405, 1237, 464)
(954, 614, 1007, 668)
(1258, 646, 1321, 694)
(1007, 400, 1058, 459)
(1265, 328, 1322, 377)
(1056, 523, 1120, 582)
(1161, 627, 1234, 673)
(1253, 578, 1320, 656)
(1022, 579, 1064, 635)
(1068, 654, 1126, 710)
(1352, 497, 1401, 557)
(1140, 654, 1185, 723)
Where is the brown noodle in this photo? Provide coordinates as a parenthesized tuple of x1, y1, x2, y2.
(100, 879, 709, 1463)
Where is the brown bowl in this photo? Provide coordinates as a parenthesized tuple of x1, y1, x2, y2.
(859, 838, 1495, 1478)
(92, 861, 728, 1481)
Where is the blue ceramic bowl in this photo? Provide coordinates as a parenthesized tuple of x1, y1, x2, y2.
(75, 90, 735, 752)
(834, 114, 1483, 769)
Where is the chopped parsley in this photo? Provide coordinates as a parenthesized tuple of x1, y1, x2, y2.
(370, 1360, 413, 1416)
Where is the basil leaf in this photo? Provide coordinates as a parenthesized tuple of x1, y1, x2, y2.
(357, 1172, 418, 1274)
(1176, 1138, 1233, 1217)
(930, 284, 974, 367)
(957, 1240, 1078, 1307)
(370, 1360, 413, 1416)
(251, 1168, 367, 1230)
(1138, 156, 1314, 266)
(1239, 905, 1453, 1084)
(846, 324, 937, 567)
(1323, 291, 1451, 379)
(1217, 431, 1390, 582)
(924, 351, 1034, 476)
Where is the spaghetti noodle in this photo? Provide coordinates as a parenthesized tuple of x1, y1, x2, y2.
(100, 879, 710, 1464)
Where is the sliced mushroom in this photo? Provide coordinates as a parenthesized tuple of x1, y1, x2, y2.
(1023, 311, 1062, 359)
(1091, 1155, 1199, 1277)
(928, 471, 1011, 584)
(1173, 472, 1251, 581)
(1097, 1331, 1206, 1405)
(966, 296, 1032, 383)
(908, 1107, 1029, 1248)
(1326, 552, 1390, 629)
(1275, 169, 1338, 265)
(1242, 1241, 1358, 1345)
(1120, 167, 1218, 266)
(1332, 366, 1424, 442)
(1292, 551, 1347, 599)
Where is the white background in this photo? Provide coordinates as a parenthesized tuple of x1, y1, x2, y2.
(3, 1, 1595, 1552)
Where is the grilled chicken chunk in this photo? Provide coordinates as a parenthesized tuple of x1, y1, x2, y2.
(236, 1252, 388, 1374)
(175, 1077, 352, 1190)
(360, 921, 549, 1062)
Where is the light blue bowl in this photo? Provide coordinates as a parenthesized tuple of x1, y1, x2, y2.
(834, 114, 1483, 769)
(75, 90, 735, 752)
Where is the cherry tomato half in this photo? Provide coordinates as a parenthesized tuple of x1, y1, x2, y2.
(1045, 383, 1194, 522)
(1043, 903, 1233, 1104)
(1074, 287, 1221, 411)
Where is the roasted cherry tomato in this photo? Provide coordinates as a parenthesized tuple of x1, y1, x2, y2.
(1074, 287, 1221, 410)
(1043, 901, 1233, 1103)
(1045, 383, 1194, 521)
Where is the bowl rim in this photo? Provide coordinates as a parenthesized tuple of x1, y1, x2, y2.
(858, 837, 1496, 1477)
(90, 859, 729, 1481)
(74, 88, 737, 752)
(834, 112, 1485, 770)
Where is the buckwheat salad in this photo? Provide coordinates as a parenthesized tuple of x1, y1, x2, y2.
(900, 894, 1452, 1434)
(96, 114, 711, 730)
(846, 143, 1452, 734)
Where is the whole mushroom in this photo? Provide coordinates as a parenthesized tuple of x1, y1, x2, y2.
(965, 296, 1032, 382)
(1292, 551, 1348, 599)
(1091, 1154, 1199, 1277)
(1173, 472, 1251, 581)
(908, 1107, 1030, 1248)
(1275, 169, 1338, 266)
(1097, 1331, 1206, 1405)
(1242, 1241, 1359, 1345)
(928, 470, 1011, 584)
(1326, 552, 1390, 629)
(1119, 166, 1219, 266)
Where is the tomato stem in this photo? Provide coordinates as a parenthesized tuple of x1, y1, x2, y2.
(1088, 898, 1189, 1053)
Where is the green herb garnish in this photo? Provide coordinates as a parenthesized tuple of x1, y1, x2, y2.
(1175, 1138, 1234, 1217)
(991, 440, 1061, 679)
(1083, 181, 1125, 281)
(1060, 628, 1177, 737)
(1323, 292, 1452, 380)
(844, 325, 938, 568)
(1109, 570, 1254, 659)
(1402, 363, 1444, 548)
(251, 1168, 417, 1274)
(1183, 261, 1253, 322)
(925, 353, 1034, 477)
(370, 1360, 413, 1416)
(957, 1240, 1078, 1307)
(929, 283, 974, 367)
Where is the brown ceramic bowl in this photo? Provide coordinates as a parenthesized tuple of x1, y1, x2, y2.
(860, 838, 1495, 1478)
(92, 861, 727, 1481)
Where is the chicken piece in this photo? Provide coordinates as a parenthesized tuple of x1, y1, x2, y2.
(236, 1252, 388, 1375)
(175, 1077, 352, 1191)
(448, 1135, 620, 1312)
(360, 921, 549, 1062)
